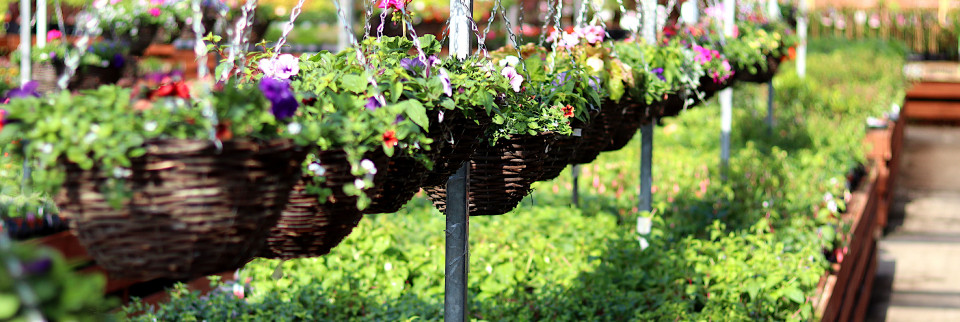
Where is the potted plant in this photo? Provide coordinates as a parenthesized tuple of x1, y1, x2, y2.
(0, 57, 308, 279)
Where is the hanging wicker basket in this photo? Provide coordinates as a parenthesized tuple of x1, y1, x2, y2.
(31, 62, 60, 95)
(420, 111, 491, 187)
(603, 99, 644, 152)
(424, 133, 550, 216)
(56, 138, 304, 280)
(122, 23, 160, 56)
(363, 155, 427, 214)
(260, 149, 385, 260)
(569, 102, 620, 165)
(735, 55, 781, 83)
(539, 133, 579, 181)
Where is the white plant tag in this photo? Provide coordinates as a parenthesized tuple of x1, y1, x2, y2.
(637, 216, 652, 235)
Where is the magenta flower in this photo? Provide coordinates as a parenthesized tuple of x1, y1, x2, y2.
(259, 77, 299, 120)
(46, 29, 62, 42)
(576, 25, 605, 45)
(378, 0, 405, 11)
(148, 7, 161, 17)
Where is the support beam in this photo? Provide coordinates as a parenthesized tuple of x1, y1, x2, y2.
(766, 81, 775, 130)
(572, 165, 580, 206)
(37, 0, 47, 49)
(638, 0, 656, 212)
(20, 0, 31, 85)
(720, 0, 735, 176)
(797, 0, 808, 78)
(444, 1, 472, 321)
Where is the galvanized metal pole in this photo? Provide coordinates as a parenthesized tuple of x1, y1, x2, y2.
(37, 0, 47, 48)
(639, 0, 656, 212)
(797, 0, 808, 79)
(19, 0, 31, 84)
(337, 0, 353, 51)
(719, 0, 734, 177)
(445, 1, 472, 321)
(766, 81, 775, 130)
(572, 165, 580, 206)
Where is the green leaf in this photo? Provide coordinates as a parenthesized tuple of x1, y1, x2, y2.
(0, 294, 20, 319)
(341, 75, 367, 94)
(397, 100, 429, 131)
(784, 286, 805, 304)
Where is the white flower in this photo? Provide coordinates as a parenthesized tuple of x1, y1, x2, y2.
(823, 192, 834, 202)
(827, 200, 839, 213)
(40, 143, 53, 154)
(354, 178, 366, 189)
(360, 159, 377, 175)
(384, 262, 392, 271)
(586, 57, 604, 73)
(308, 162, 325, 176)
(499, 55, 520, 67)
(144, 121, 158, 132)
(83, 132, 97, 144)
(287, 122, 301, 135)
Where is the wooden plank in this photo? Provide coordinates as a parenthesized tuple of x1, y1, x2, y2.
(24, 230, 90, 261)
(839, 195, 878, 322)
(905, 82, 960, 101)
(817, 275, 839, 320)
(903, 100, 960, 121)
(852, 243, 879, 322)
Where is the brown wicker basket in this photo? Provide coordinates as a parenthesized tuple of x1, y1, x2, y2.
(363, 155, 427, 214)
(735, 55, 781, 83)
(569, 104, 614, 165)
(31, 62, 60, 95)
(56, 138, 304, 280)
(420, 111, 490, 187)
(603, 99, 644, 152)
(260, 149, 385, 260)
(424, 133, 549, 216)
(539, 133, 578, 181)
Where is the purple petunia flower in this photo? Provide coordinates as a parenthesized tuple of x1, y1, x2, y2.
(587, 76, 600, 91)
(6, 81, 41, 99)
(439, 68, 452, 97)
(394, 114, 405, 124)
(365, 96, 383, 111)
(651, 68, 666, 81)
(552, 71, 570, 87)
(22, 257, 52, 275)
(259, 77, 299, 120)
(400, 58, 426, 73)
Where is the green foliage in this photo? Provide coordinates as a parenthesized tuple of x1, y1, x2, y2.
(0, 240, 117, 321)
(130, 38, 906, 321)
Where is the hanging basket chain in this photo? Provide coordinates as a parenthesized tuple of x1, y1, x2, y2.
(333, 0, 387, 106)
(58, 0, 107, 90)
(273, 0, 307, 56)
(218, 0, 257, 83)
(363, 0, 375, 40)
(475, 0, 503, 57)
(538, 0, 558, 46)
(496, 3, 527, 73)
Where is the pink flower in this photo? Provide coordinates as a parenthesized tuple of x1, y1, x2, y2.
(149, 7, 161, 17)
(576, 25, 605, 44)
(46, 29, 62, 42)
(378, 0, 405, 11)
(500, 66, 524, 92)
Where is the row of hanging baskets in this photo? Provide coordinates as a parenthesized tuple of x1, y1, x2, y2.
(0, 0, 794, 280)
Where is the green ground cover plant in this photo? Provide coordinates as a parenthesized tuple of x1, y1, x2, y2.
(121, 38, 904, 321)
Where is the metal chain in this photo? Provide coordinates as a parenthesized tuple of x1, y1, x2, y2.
(333, 0, 386, 106)
(191, 0, 209, 79)
(273, 0, 307, 56)
(475, 0, 502, 57)
(363, 0, 374, 40)
(497, 4, 527, 72)
(58, 0, 106, 90)
(538, 0, 557, 46)
(218, 0, 257, 82)
(54, 0, 66, 39)
(235, 0, 259, 78)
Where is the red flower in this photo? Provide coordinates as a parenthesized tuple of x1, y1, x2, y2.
(561, 105, 575, 118)
(149, 81, 191, 101)
(216, 121, 233, 141)
(0, 109, 6, 132)
(382, 130, 398, 147)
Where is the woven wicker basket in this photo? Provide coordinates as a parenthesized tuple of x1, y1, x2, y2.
(569, 103, 620, 164)
(603, 99, 644, 152)
(363, 156, 426, 214)
(736, 55, 781, 83)
(420, 111, 490, 187)
(260, 149, 384, 260)
(424, 133, 549, 216)
(31, 63, 60, 95)
(539, 133, 578, 181)
(56, 139, 304, 280)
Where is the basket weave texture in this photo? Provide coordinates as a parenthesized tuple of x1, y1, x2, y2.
(259, 149, 384, 260)
(363, 156, 426, 214)
(56, 139, 303, 280)
(420, 111, 490, 187)
(539, 133, 577, 181)
(425, 134, 549, 216)
(735, 55, 781, 83)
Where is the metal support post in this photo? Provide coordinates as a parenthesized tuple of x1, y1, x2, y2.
(797, 0, 808, 79)
(639, 122, 654, 212)
(445, 1, 472, 321)
(766, 81, 775, 130)
(37, 0, 47, 48)
(19, 0, 31, 84)
(720, 0, 735, 177)
(572, 165, 580, 206)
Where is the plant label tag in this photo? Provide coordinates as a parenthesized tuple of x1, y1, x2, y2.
(638, 236, 649, 250)
(573, 128, 583, 137)
(637, 217, 652, 235)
